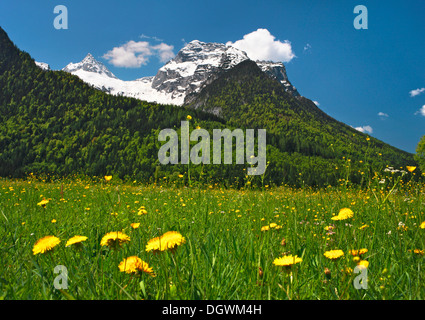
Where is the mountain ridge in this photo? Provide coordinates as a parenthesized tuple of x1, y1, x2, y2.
(59, 40, 299, 106)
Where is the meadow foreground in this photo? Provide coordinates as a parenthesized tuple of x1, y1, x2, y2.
(1, 172, 424, 300)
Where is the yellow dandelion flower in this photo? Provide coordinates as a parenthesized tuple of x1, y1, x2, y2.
(118, 256, 156, 277)
(138, 208, 148, 215)
(331, 208, 354, 221)
(357, 260, 369, 269)
(420, 222, 425, 229)
(261, 225, 270, 232)
(51, 219, 57, 223)
(100, 231, 130, 248)
(131, 223, 141, 229)
(104, 175, 112, 182)
(32, 236, 61, 255)
(324, 249, 344, 260)
(269, 223, 278, 228)
(37, 199, 49, 207)
(414, 249, 424, 255)
(66, 235, 88, 247)
(146, 231, 186, 252)
(187, 115, 192, 120)
(273, 255, 302, 267)
(406, 166, 416, 173)
(359, 224, 369, 230)
(349, 248, 368, 256)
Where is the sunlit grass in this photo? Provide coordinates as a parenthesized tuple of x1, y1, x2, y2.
(0, 171, 424, 300)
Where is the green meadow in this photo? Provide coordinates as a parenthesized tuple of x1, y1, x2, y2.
(1, 169, 424, 300)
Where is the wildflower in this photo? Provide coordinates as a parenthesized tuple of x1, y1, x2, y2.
(349, 248, 368, 256)
(37, 199, 49, 207)
(146, 231, 186, 252)
(331, 208, 354, 221)
(420, 222, 425, 229)
(131, 223, 141, 229)
(51, 219, 57, 223)
(324, 267, 331, 279)
(397, 221, 408, 232)
(273, 255, 302, 267)
(414, 249, 424, 255)
(32, 236, 61, 255)
(261, 225, 270, 232)
(66, 235, 88, 247)
(118, 256, 156, 277)
(324, 249, 344, 260)
(269, 222, 282, 229)
(104, 175, 112, 182)
(100, 231, 130, 249)
(357, 260, 369, 269)
(138, 208, 148, 215)
(406, 166, 416, 173)
(187, 115, 192, 120)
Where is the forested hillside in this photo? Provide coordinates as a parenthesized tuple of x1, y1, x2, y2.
(0, 27, 417, 187)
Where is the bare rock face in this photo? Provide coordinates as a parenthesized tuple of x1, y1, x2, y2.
(256, 61, 299, 97)
(151, 40, 250, 102)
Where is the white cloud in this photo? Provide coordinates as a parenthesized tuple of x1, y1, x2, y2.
(409, 88, 425, 97)
(354, 125, 373, 134)
(103, 40, 175, 68)
(378, 112, 389, 118)
(303, 43, 312, 52)
(151, 43, 175, 63)
(140, 34, 163, 42)
(415, 105, 425, 117)
(226, 28, 296, 63)
(313, 100, 320, 106)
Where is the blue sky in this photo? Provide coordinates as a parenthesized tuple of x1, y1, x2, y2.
(0, 0, 424, 153)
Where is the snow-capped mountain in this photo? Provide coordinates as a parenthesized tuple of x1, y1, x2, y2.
(62, 53, 177, 104)
(63, 53, 117, 79)
(35, 61, 50, 71)
(152, 40, 251, 104)
(61, 41, 299, 106)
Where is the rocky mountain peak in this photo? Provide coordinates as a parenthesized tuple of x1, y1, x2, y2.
(62, 53, 117, 79)
(61, 41, 299, 106)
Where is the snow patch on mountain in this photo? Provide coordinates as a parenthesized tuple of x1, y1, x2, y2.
(35, 61, 50, 71)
